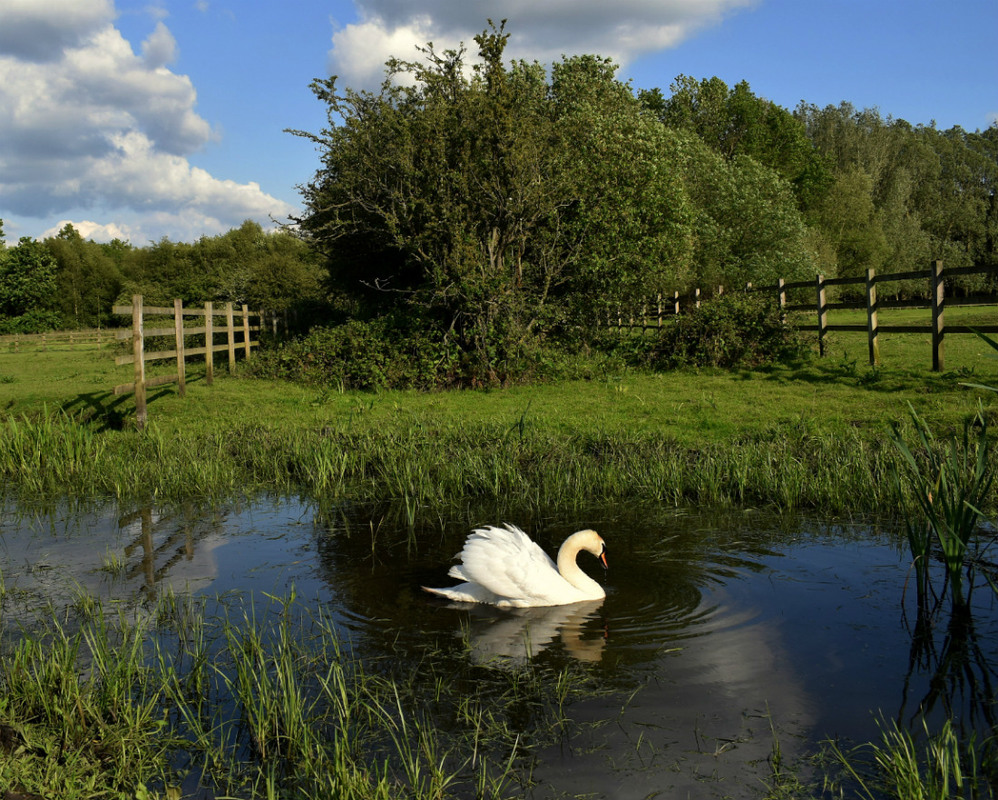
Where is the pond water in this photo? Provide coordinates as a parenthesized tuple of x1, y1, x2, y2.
(1, 498, 996, 798)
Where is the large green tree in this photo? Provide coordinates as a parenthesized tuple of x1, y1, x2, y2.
(0, 237, 60, 332)
(651, 75, 830, 210)
(45, 223, 124, 328)
(293, 23, 694, 370)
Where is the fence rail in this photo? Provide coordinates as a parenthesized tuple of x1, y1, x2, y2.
(1, 328, 111, 351)
(112, 295, 261, 429)
(608, 261, 998, 371)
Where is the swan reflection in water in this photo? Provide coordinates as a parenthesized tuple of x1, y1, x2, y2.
(449, 599, 606, 664)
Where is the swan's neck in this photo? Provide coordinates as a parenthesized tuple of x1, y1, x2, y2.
(557, 534, 604, 597)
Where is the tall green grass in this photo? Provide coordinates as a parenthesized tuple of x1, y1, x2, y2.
(890, 404, 995, 607)
(0, 410, 919, 515)
(824, 716, 997, 800)
(1, 588, 596, 799)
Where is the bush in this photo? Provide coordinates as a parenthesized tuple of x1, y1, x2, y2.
(655, 294, 811, 368)
(648, 294, 812, 369)
(0, 309, 63, 334)
(249, 317, 462, 390)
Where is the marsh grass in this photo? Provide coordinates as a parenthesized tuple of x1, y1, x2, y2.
(824, 716, 998, 800)
(0, 406, 932, 519)
(0, 587, 603, 799)
(890, 404, 995, 608)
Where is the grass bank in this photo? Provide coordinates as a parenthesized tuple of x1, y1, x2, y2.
(1, 314, 997, 515)
(0, 588, 593, 799)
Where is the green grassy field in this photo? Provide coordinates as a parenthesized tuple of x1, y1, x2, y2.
(2, 314, 996, 799)
(1, 308, 996, 512)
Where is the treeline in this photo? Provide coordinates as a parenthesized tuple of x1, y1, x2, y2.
(0, 219, 324, 333)
(2, 21, 995, 368)
(287, 23, 997, 383)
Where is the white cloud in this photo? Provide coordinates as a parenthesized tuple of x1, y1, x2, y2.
(141, 21, 177, 68)
(40, 219, 136, 244)
(0, 0, 114, 62)
(328, 0, 755, 90)
(0, 0, 294, 243)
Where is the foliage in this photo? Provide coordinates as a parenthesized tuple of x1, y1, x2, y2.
(797, 104, 998, 289)
(647, 75, 831, 210)
(673, 134, 816, 288)
(293, 22, 696, 376)
(0, 237, 59, 325)
(249, 317, 463, 390)
(631, 294, 813, 369)
(45, 223, 124, 328)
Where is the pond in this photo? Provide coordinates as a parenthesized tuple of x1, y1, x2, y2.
(1, 498, 996, 798)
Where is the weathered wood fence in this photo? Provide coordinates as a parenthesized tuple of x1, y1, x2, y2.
(112, 295, 261, 429)
(1, 328, 110, 351)
(609, 261, 998, 371)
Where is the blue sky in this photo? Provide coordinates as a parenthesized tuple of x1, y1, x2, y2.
(1, 0, 995, 245)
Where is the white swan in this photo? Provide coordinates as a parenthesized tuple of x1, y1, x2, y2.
(423, 524, 607, 608)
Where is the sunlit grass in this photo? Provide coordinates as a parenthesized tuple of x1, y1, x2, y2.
(0, 314, 996, 514)
(824, 716, 998, 800)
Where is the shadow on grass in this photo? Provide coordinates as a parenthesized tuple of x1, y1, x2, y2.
(62, 374, 206, 431)
(754, 358, 984, 394)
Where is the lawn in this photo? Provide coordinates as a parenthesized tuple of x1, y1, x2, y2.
(1, 309, 996, 512)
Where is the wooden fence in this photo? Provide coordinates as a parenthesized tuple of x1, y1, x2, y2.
(608, 261, 998, 371)
(1, 328, 110, 352)
(112, 295, 261, 429)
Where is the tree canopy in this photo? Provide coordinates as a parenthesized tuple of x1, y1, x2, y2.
(2, 22, 995, 350)
(293, 23, 826, 372)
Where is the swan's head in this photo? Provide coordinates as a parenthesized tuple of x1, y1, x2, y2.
(574, 529, 607, 570)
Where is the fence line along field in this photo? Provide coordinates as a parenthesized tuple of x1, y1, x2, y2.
(111, 295, 262, 429)
(0, 328, 112, 352)
(609, 261, 998, 371)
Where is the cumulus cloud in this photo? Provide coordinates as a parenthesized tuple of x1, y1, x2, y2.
(0, 0, 114, 62)
(40, 219, 136, 244)
(141, 21, 178, 68)
(328, 0, 755, 90)
(0, 0, 294, 242)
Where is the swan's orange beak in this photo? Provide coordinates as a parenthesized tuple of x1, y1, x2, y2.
(598, 544, 608, 570)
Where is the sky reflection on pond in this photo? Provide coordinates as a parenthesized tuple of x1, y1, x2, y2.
(1, 498, 994, 798)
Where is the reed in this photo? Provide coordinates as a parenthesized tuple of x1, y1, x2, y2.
(1, 586, 599, 798)
(0, 409, 923, 518)
(890, 404, 995, 607)
(824, 717, 997, 800)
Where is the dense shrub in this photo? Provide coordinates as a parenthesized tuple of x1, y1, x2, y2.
(249, 317, 464, 390)
(596, 294, 812, 370)
(251, 295, 811, 391)
(652, 294, 812, 368)
(0, 309, 63, 334)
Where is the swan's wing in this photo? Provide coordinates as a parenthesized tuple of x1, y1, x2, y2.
(422, 581, 502, 605)
(450, 524, 570, 605)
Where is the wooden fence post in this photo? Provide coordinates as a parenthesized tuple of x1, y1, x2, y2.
(777, 277, 787, 323)
(815, 275, 828, 357)
(226, 302, 236, 371)
(242, 304, 251, 358)
(865, 268, 880, 367)
(131, 294, 147, 430)
(673, 291, 680, 316)
(931, 260, 944, 372)
(174, 298, 187, 397)
(656, 293, 663, 327)
(694, 287, 701, 308)
(204, 301, 214, 386)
